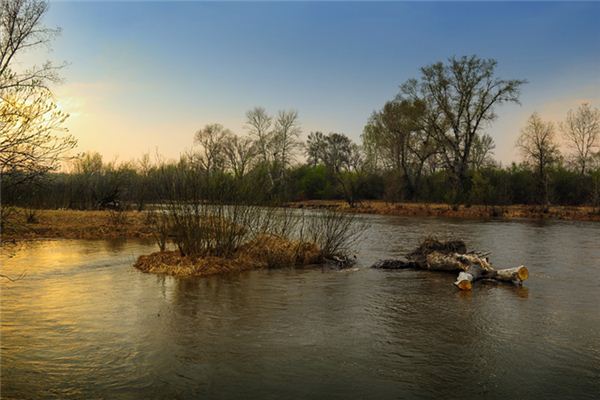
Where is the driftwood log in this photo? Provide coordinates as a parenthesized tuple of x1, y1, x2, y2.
(372, 238, 528, 291)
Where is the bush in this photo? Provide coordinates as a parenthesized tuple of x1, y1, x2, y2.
(302, 209, 365, 259)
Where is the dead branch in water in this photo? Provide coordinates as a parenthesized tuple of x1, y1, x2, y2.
(372, 237, 528, 291)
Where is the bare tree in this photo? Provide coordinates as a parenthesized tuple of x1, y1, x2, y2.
(193, 123, 230, 177)
(0, 0, 74, 190)
(1, 0, 63, 92)
(401, 55, 525, 201)
(469, 133, 496, 171)
(223, 134, 257, 179)
(0, 86, 75, 189)
(517, 113, 561, 206)
(560, 103, 600, 175)
(245, 107, 273, 165)
(272, 109, 301, 170)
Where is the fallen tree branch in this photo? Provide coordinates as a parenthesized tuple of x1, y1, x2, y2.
(372, 237, 529, 291)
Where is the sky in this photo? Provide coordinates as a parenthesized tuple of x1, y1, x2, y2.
(30, 1, 600, 165)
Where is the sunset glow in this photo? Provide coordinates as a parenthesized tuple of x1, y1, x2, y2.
(36, 1, 600, 164)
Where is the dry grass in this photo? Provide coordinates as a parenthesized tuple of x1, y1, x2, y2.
(133, 251, 261, 277)
(241, 234, 322, 268)
(133, 235, 323, 277)
(2, 208, 154, 240)
(287, 200, 600, 222)
(3, 200, 596, 243)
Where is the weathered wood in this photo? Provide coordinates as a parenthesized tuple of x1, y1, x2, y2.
(455, 265, 529, 290)
(492, 265, 529, 284)
(372, 238, 529, 291)
(453, 264, 491, 290)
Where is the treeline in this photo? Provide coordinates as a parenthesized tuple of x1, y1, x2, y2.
(3, 109, 599, 211)
(3, 152, 599, 211)
(3, 56, 600, 211)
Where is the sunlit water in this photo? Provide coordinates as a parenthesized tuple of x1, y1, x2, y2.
(1, 214, 600, 399)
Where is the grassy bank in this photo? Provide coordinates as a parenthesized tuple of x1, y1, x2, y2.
(286, 200, 600, 222)
(1, 208, 154, 241)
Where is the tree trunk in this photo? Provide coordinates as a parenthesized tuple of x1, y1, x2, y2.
(454, 264, 529, 290)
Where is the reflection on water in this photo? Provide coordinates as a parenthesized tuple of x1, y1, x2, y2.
(1, 216, 600, 399)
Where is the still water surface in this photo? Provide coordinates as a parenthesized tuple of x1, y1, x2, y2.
(1, 214, 600, 399)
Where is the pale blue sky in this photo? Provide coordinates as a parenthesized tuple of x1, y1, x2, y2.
(38, 1, 600, 164)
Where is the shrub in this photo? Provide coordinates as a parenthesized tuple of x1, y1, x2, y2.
(303, 209, 365, 259)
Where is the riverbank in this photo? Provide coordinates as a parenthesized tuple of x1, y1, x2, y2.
(1, 209, 154, 241)
(2, 201, 598, 243)
(286, 200, 600, 222)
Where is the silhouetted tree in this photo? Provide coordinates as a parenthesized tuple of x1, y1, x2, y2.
(193, 123, 230, 177)
(245, 107, 273, 165)
(306, 131, 327, 167)
(517, 113, 561, 206)
(223, 134, 257, 179)
(0, 0, 75, 190)
(272, 109, 301, 170)
(560, 103, 599, 175)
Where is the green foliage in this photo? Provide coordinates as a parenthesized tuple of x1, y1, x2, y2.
(550, 167, 592, 206)
(288, 165, 334, 200)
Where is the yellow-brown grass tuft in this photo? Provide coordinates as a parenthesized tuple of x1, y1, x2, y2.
(240, 234, 322, 269)
(133, 251, 263, 277)
(133, 235, 323, 277)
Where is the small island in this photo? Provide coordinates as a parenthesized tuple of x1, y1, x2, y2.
(129, 195, 362, 277)
(133, 234, 322, 277)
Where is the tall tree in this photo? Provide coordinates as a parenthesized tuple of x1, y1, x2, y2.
(245, 107, 273, 165)
(517, 113, 561, 206)
(400, 55, 525, 201)
(560, 103, 600, 175)
(272, 109, 301, 170)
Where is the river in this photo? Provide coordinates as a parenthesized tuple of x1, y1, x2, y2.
(1, 214, 599, 399)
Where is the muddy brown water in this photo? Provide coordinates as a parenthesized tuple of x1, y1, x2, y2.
(1, 214, 599, 399)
